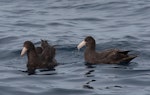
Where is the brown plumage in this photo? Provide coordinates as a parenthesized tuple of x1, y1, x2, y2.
(21, 40, 57, 75)
(77, 36, 137, 64)
(35, 47, 43, 54)
(40, 40, 57, 67)
(41, 40, 56, 61)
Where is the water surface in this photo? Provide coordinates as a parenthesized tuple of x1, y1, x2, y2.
(0, 0, 150, 95)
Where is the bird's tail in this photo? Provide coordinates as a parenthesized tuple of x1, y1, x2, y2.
(118, 55, 137, 65)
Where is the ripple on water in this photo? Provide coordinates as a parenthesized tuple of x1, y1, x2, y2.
(0, 36, 18, 44)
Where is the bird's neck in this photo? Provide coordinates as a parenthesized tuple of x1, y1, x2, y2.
(85, 47, 96, 56)
(27, 49, 38, 61)
(86, 45, 95, 51)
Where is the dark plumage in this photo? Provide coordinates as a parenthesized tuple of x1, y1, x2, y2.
(77, 36, 137, 64)
(21, 40, 57, 75)
(36, 47, 43, 54)
(40, 40, 57, 66)
(41, 40, 56, 61)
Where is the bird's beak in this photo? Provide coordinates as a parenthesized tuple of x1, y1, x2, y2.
(21, 47, 27, 57)
(77, 41, 86, 50)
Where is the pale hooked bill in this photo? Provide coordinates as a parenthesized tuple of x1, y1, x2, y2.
(21, 47, 27, 57)
(77, 41, 86, 50)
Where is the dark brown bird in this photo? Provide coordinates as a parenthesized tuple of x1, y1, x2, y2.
(77, 36, 137, 64)
(21, 40, 57, 75)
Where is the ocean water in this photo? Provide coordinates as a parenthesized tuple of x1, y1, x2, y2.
(0, 0, 150, 95)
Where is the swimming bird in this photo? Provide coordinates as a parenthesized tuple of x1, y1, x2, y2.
(21, 40, 57, 75)
(77, 36, 137, 64)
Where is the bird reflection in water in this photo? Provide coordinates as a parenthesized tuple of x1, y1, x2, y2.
(83, 80, 96, 89)
(83, 64, 96, 89)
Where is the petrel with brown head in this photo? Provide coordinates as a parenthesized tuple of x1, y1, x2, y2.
(21, 40, 57, 75)
(77, 36, 137, 64)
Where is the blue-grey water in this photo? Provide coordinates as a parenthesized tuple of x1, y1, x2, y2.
(0, 0, 150, 95)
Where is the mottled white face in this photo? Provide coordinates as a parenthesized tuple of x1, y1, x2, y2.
(77, 40, 86, 50)
(20, 47, 27, 57)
